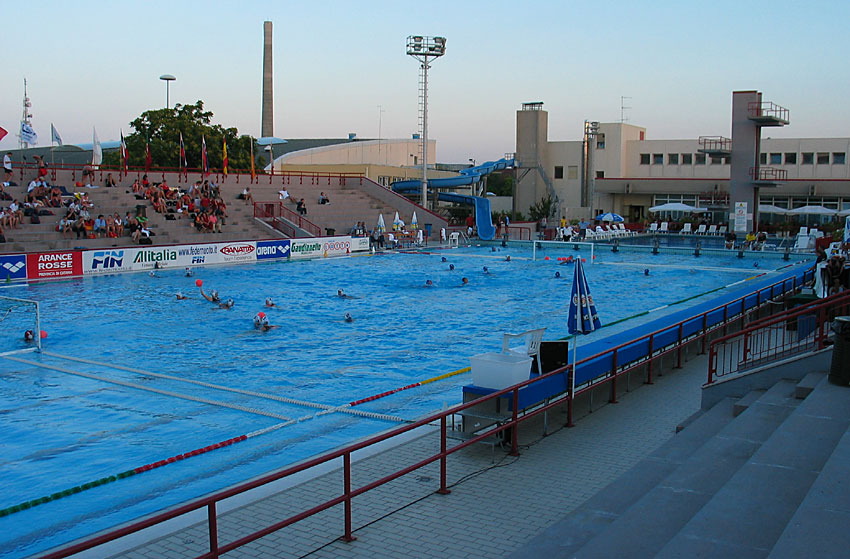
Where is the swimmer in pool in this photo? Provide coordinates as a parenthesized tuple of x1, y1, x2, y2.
(505, 255, 511, 262)
(337, 289, 356, 299)
(253, 311, 278, 331)
(344, 312, 354, 323)
(265, 297, 276, 308)
(644, 269, 650, 276)
(483, 266, 490, 274)
(185, 267, 194, 277)
(449, 264, 455, 271)
(555, 271, 561, 278)
(24, 330, 35, 342)
(218, 298, 234, 309)
(200, 286, 220, 303)
(425, 279, 434, 287)
(441, 257, 447, 262)
(461, 277, 469, 285)
(176, 292, 187, 300)
(148, 271, 157, 278)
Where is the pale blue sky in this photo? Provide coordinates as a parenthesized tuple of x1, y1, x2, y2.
(2, 0, 848, 163)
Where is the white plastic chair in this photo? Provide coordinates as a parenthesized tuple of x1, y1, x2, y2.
(798, 226, 809, 237)
(448, 231, 460, 247)
(707, 224, 717, 235)
(649, 222, 658, 233)
(695, 224, 707, 235)
(718, 225, 727, 235)
(660, 222, 669, 233)
(502, 328, 546, 375)
(682, 223, 693, 234)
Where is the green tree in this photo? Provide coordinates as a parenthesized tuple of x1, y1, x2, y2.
(528, 196, 553, 221)
(103, 101, 258, 172)
(485, 170, 514, 196)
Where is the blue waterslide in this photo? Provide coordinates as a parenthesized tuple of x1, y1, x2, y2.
(391, 157, 514, 241)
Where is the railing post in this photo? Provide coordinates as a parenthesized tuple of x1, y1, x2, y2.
(723, 306, 729, 336)
(342, 453, 356, 542)
(700, 313, 708, 354)
(510, 388, 520, 456)
(817, 306, 827, 349)
(645, 335, 655, 384)
(208, 503, 219, 559)
(707, 342, 716, 384)
(609, 349, 619, 403)
(437, 416, 451, 495)
(676, 323, 684, 368)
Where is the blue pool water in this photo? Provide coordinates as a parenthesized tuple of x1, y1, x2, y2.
(0, 246, 810, 557)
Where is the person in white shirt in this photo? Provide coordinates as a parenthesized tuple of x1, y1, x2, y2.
(278, 187, 290, 202)
(3, 153, 12, 181)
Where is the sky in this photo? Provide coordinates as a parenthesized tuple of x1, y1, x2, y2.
(2, 0, 849, 163)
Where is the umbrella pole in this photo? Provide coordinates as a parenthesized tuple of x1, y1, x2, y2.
(567, 336, 577, 427)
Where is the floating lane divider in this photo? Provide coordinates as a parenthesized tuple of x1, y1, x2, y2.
(349, 366, 471, 406)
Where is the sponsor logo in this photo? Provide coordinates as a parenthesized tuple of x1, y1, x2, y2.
(27, 251, 82, 279)
(220, 244, 255, 256)
(37, 252, 74, 271)
(91, 250, 125, 269)
(192, 256, 205, 264)
(0, 255, 26, 279)
(292, 242, 322, 253)
(133, 249, 177, 264)
(256, 240, 291, 259)
(178, 245, 218, 257)
(323, 240, 351, 252)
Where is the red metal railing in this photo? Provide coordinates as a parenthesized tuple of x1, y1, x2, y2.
(747, 101, 790, 123)
(698, 136, 732, 153)
(253, 201, 322, 237)
(749, 167, 788, 182)
(707, 289, 850, 383)
(37, 269, 812, 559)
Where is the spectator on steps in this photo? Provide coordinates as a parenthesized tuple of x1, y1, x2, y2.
(104, 173, 117, 188)
(296, 198, 307, 216)
(279, 187, 290, 202)
(239, 187, 253, 205)
(318, 192, 330, 205)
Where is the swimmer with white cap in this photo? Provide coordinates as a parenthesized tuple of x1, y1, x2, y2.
(253, 311, 277, 331)
(24, 330, 35, 342)
(176, 292, 187, 300)
(185, 267, 194, 277)
(265, 297, 276, 308)
(344, 312, 354, 323)
(199, 285, 220, 303)
(218, 298, 234, 309)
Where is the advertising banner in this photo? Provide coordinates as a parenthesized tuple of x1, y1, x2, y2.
(290, 236, 357, 259)
(83, 242, 258, 276)
(27, 251, 82, 280)
(0, 253, 27, 281)
(734, 202, 748, 233)
(351, 237, 370, 252)
(290, 239, 325, 260)
(256, 240, 291, 260)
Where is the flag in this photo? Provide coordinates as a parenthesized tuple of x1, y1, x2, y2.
(0, 125, 7, 142)
(50, 123, 63, 146)
(250, 140, 256, 181)
(179, 132, 187, 171)
(222, 137, 228, 176)
(91, 128, 103, 166)
(20, 122, 38, 145)
(120, 130, 128, 177)
(145, 140, 152, 172)
(201, 135, 209, 176)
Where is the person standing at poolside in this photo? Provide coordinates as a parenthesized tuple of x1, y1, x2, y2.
(3, 152, 12, 182)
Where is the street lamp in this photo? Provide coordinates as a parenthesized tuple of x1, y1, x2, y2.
(406, 35, 446, 209)
(159, 74, 176, 108)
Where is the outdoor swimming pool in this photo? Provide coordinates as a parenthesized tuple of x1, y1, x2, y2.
(0, 245, 811, 557)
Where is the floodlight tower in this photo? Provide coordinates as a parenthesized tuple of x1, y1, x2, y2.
(406, 35, 446, 209)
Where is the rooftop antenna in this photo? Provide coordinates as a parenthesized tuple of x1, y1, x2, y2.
(620, 96, 632, 123)
(19, 78, 34, 150)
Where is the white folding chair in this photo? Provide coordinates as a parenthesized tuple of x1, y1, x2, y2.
(718, 225, 727, 235)
(660, 222, 669, 233)
(649, 222, 658, 233)
(707, 224, 717, 235)
(682, 223, 693, 234)
(695, 224, 707, 235)
(502, 328, 546, 375)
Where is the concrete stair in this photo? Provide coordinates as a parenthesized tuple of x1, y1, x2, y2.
(510, 373, 850, 559)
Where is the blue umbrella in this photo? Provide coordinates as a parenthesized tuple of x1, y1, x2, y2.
(598, 212, 624, 222)
(568, 257, 602, 393)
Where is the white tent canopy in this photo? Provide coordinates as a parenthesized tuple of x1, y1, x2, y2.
(788, 205, 838, 216)
(648, 202, 709, 213)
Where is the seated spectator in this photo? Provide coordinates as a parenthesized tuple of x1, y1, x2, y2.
(296, 198, 307, 215)
(71, 216, 87, 239)
(318, 192, 330, 205)
(132, 178, 143, 193)
(278, 187, 290, 202)
(104, 173, 117, 188)
(209, 212, 221, 233)
(112, 213, 125, 236)
(49, 186, 63, 207)
(93, 214, 107, 237)
(238, 187, 253, 205)
(58, 213, 73, 239)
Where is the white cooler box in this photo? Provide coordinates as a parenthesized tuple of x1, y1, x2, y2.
(470, 352, 532, 390)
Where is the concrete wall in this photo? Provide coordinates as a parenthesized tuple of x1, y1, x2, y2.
(273, 139, 432, 168)
(515, 107, 549, 214)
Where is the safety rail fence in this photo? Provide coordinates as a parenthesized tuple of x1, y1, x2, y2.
(253, 201, 321, 237)
(9, 160, 364, 187)
(37, 269, 812, 559)
(707, 289, 850, 384)
(747, 101, 789, 123)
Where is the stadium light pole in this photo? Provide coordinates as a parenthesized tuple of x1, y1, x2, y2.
(406, 35, 446, 210)
(160, 74, 176, 108)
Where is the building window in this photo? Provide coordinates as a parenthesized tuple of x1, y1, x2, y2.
(639, 131, 645, 141)
(834, 152, 846, 165)
(710, 156, 723, 165)
(759, 153, 767, 165)
(817, 153, 829, 164)
(785, 152, 797, 164)
(802, 152, 814, 165)
(668, 153, 679, 165)
(682, 153, 693, 165)
(596, 171, 605, 179)
(695, 153, 706, 165)
(596, 134, 605, 149)
(554, 166, 564, 179)
(568, 166, 578, 179)
(640, 153, 650, 165)
(769, 153, 781, 165)
(653, 153, 663, 165)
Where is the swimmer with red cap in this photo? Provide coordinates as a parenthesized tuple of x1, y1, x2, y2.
(253, 311, 278, 331)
